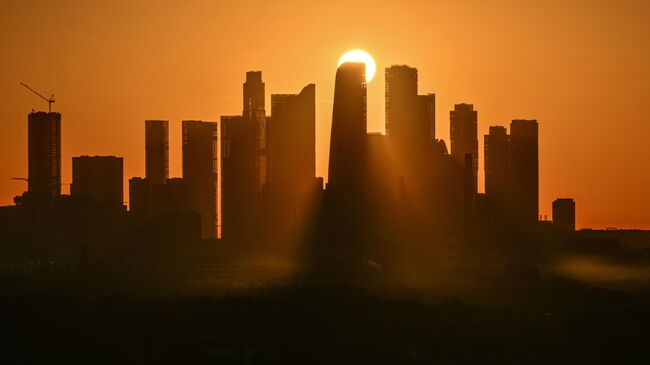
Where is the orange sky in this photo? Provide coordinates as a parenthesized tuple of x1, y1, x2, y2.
(1, 0, 649, 229)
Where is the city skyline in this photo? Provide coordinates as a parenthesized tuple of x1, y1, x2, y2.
(2, 1, 650, 229)
(2, 61, 640, 231)
(2, 3, 650, 363)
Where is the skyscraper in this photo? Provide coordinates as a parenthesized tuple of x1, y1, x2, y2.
(450, 104, 478, 193)
(220, 115, 253, 239)
(145, 120, 169, 186)
(385, 65, 418, 139)
(243, 71, 269, 195)
(553, 198, 575, 232)
(383, 65, 437, 227)
(510, 119, 539, 230)
(328, 62, 367, 191)
(219, 71, 272, 240)
(385, 65, 435, 146)
(243, 71, 265, 121)
(484, 125, 511, 226)
(182, 120, 218, 239)
(320, 62, 369, 269)
(269, 84, 316, 239)
(269, 84, 316, 194)
(27, 111, 61, 202)
(71, 156, 123, 206)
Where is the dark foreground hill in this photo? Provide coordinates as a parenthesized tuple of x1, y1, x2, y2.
(0, 276, 648, 364)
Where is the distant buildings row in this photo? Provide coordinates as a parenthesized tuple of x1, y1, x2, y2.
(4, 63, 581, 267)
(13, 71, 319, 243)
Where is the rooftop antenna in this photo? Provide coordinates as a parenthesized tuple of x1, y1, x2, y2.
(19, 82, 55, 112)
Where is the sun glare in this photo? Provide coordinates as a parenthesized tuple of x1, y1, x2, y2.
(337, 50, 376, 82)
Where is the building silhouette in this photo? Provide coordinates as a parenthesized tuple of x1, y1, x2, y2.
(270, 84, 316, 187)
(243, 71, 270, 196)
(182, 120, 218, 239)
(220, 115, 251, 240)
(145, 120, 169, 186)
(319, 62, 370, 270)
(220, 72, 275, 241)
(385, 65, 418, 139)
(419, 94, 436, 140)
(328, 62, 367, 191)
(484, 125, 511, 230)
(25, 111, 62, 203)
(71, 156, 124, 207)
(244, 71, 265, 120)
(269, 84, 317, 241)
(553, 198, 576, 232)
(510, 119, 539, 231)
(384, 65, 436, 194)
(382, 65, 454, 248)
(450, 104, 478, 194)
(385, 65, 434, 147)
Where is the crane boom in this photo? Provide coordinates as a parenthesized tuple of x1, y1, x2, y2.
(19, 82, 55, 112)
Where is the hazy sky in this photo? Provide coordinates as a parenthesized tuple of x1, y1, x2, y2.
(1, 0, 649, 229)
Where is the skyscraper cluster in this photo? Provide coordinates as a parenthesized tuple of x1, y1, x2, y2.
(1, 61, 577, 276)
(128, 71, 318, 245)
(318, 63, 547, 271)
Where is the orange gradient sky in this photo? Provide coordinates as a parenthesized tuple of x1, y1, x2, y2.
(1, 0, 649, 229)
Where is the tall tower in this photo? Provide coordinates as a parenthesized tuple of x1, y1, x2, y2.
(321, 62, 370, 267)
(243, 71, 265, 120)
(328, 62, 367, 191)
(450, 104, 478, 193)
(269, 84, 316, 239)
(182, 120, 218, 239)
(484, 125, 511, 226)
(510, 119, 538, 229)
(270, 84, 316, 192)
(27, 111, 61, 202)
(243, 71, 269, 194)
(385, 65, 434, 145)
(385, 65, 418, 139)
(220, 115, 252, 239)
(145, 120, 169, 186)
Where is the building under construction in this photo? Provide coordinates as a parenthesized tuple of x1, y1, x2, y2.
(27, 111, 62, 202)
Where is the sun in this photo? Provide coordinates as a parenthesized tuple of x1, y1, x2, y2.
(337, 50, 376, 82)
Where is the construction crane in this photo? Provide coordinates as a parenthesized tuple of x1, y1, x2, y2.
(19, 82, 55, 112)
